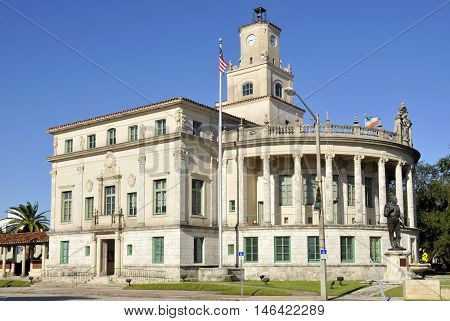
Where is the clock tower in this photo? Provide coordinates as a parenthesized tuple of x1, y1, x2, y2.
(222, 7, 303, 125)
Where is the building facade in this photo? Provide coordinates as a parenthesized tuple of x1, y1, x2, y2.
(46, 9, 420, 281)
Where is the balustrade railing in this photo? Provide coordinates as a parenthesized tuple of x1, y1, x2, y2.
(234, 123, 399, 144)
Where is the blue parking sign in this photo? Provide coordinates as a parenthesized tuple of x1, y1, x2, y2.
(238, 251, 244, 257)
(320, 249, 327, 255)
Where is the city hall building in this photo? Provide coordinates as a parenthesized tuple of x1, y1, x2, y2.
(45, 8, 420, 282)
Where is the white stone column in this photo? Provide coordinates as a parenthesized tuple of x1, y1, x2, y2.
(237, 155, 247, 225)
(261, 155, 271, 225)
(354, 154, 365, 224)
(362, 166, 366, 224)
(41, 244, 47, 276)
(11, 247, 16, 276)
(293, 153, 303, 225)
(325, 154, 335, 224)
(395, 160, 405, 216)
(50, 169, 57, 231)
(21, 246, 26, 276)
(76, 165, 84, 230)
(29, 246, 34, 273)
(210, 157, 218, 227)
(341, 167, 348, 224)
(96, 239, 102, 277)
(2, 246, 6, 277)
(406, 164, 416, 228)
(114, 232, 121, 275)
(378, 157, 388, 224)
(222, 160, 228, 227)
(91, 235, 97, 272)
(173, 149, 188, 224)
(137, 155, 146, 225)
(97, 178, 104, 216)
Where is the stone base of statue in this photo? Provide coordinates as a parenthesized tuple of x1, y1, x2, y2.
(383, 250, 415, 283)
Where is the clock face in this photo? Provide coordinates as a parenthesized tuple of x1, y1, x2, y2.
(246, 34, 256, 46)
(270, 35, 277, 47)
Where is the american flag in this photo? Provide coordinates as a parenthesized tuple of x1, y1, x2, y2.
(219, 47, 229, 74)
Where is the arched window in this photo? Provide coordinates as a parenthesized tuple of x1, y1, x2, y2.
(275, 83, 283, 98)
(242, 82, 253, 96)
(107, 128, 116, 145)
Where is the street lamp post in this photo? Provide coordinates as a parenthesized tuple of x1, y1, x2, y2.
(285, 87, 328, 301)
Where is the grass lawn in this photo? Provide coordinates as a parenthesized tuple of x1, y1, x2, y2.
(125, 282, 291, 296)
(241, 280, 366, 297)
(0, 279, 30, 288)
(440, 280, 450, 288)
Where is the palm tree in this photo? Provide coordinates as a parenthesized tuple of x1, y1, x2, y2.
(1, 202, 49, 233)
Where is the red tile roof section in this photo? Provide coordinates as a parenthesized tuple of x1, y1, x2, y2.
(0, 232, 48, 245)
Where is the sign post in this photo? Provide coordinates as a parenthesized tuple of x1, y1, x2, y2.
(238, 251, 244, 296)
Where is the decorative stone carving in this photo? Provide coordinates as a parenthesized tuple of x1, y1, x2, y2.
(292, 153, 303, 162)
(175, 108, 186, 132)
(86, 179, 93, 193)
(128, 174, 136, 188)
(53, 137, 58, 155)
(138, 155, 146, 165)
(354, 154, 365, 163)
(50, 169, 58, 177)
(378, 156, 389, 165)
(173, 148, 188, 160)
(211, 157, 218, 168)
(79, 136, 85, 151)
(395, 101, 413, 146)
(139, 124, 146, 139)
(76, 165, 84, 174)
(325, 153, 335, 162)
(104, 151, 117, 175)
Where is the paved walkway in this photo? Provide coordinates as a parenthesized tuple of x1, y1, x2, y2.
(0, 285, 321, 301)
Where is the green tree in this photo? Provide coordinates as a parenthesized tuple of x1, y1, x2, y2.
(1, 202, 49, 233)
(415, 155, 449, 267)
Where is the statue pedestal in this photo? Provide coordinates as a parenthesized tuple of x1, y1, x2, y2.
(383, 250, 414, 283)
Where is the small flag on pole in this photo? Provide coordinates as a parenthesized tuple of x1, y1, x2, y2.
(364, 115, 379, 129)
(219, 47, 229, 74)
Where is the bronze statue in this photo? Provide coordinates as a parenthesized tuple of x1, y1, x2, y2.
(384, 196, 406, 250)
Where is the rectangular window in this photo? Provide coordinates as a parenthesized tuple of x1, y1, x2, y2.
(105, 186, 116, 215)
(333, 175, 339, 201)
(127, 192, 137, 216)
(244, 237, 258, 262)
(347, 176, 355, 206)
(85, 246, 90, 257)
(60, 241, 69, 264)
(194, 237, 204, 264)
(153, 179, 167, 214)
(370, 237, 382, 263)
(152, 237, 164, 264)
(192, 179, 204, 215)
(274, 236, 290, 262)
(85, 197, 94, 220)
(192, 120, 202, 136)
(128, 125, 138, 142)
(227, 244, 234, 255)
(107, 129, 116, 145)
(61, 191, 72, 222)
(155, 119, 166, 136)
(279, 175, 293, 206)
(257, 201, 264, 224)
(229, 200, 236, 212)
(127, 244, 133, 256)
(307, 236, 320, 263)
(87, 134, 96, 149)
(341, 236, 355, 263)
(365, 177, 373, 208)
(303, 175, 316, 205)
(65, 139, 73, 154)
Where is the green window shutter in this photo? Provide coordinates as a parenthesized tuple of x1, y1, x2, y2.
(127, 244, 133, 256)
(60, 241, 69, 264)
(307, 236, 320, 263)
(194, 237, 203, 263)
(370, 237, 381, 263)
(152, 237, 164, 264)
(85, 246, 90, 257)
(274, 237, 290, 263)
(244, 237, 258, 262)
(341, 236, 355, 263)
(227, 244, 234, 255)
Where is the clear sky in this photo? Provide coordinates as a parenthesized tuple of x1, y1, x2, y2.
(0, 0, 449, 216)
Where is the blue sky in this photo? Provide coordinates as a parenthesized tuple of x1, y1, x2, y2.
(0, 0, 449, 216)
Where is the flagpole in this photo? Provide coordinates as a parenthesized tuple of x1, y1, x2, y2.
(218, 38, 223, 268)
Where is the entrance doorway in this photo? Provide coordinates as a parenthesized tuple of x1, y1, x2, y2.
(101, 239, 115, 276)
